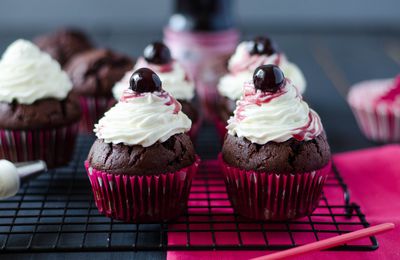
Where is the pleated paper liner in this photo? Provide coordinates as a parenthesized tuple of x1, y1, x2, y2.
(213, 114, 228, 142)
(349, 103, 400, 143)
(85, 156, 200, 223)
(187, 117, 203, 142)
(0, 123, 79, 168)
(219, 154, 332, 220)
(78, 96, 112, 133)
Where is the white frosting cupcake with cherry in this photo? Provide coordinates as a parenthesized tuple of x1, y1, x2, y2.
(86, 68, 199, 222)
(215, 36, 306, 139)
(220, 65, 330, 220)
(112, 42, 200, 140)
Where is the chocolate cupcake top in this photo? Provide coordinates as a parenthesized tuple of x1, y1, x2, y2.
(0, 39, 72, 104)
(66, 49, 133, 97)
(112, 42, 195, 101)
(218, 36, 306, 101)
(227, 65, 322, 145)
(34, 28, 93, 66)
(94, 68, 191, 147)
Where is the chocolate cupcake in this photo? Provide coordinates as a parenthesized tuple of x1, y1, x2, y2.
(112, 42, 201, 141)
(220, 65, 331, 220)
(85, 68, 199, 222)
(215, 36, 307, 140)
(0, 40, 81, 168)
(34, 28, 93, 67)
(65, 48, 133, 132)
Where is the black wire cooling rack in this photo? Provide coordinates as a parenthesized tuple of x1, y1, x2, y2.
(0, 133, 378, 253)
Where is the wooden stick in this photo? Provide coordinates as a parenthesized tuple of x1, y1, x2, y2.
(251, 223, 395, 260)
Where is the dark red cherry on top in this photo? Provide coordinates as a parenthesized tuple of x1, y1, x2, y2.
(253, 65, 285, 93)
(143, 42, 172, 65)
(129, 68, 162, 93)
(247, 36, 277, 56)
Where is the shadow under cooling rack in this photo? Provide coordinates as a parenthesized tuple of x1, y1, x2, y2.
(0, 135, 378, 253)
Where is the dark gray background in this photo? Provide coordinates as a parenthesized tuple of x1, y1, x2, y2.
(0, 0, 399, 33)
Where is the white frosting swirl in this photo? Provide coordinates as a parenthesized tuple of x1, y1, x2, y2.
(0, 39, 72, 104)
(113, 58, 195, 101)
(227, 80, 322, 144)
(95, 89, 191, 147)
(218, 41, 306, 100)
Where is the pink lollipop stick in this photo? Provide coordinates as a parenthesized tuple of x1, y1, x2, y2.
(251, 223, 395, 260)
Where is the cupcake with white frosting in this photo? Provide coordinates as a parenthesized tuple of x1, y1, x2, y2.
(347, 75, 400, 142)
(112, 42, 201, 140)
(215, 36, 306, 139)
(86, 68, 199, 222)
(0, 39, 81, 168)
(220, 65, 330, 220)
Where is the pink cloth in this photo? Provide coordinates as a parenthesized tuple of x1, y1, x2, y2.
(167, 145, 400, 259)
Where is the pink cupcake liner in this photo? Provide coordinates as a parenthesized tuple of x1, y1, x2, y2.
(213, 115, 228, 142)
(79, 96, 113, 133)
(85, 156, 200, 223)
(196, 82, 221, 121)
(349, 104, 400, 143)
(218, 154, 331, 220)
(0, 123, 78, 168)
(187, 117, 203, 142)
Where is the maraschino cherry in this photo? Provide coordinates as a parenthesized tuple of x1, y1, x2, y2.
(247, 36, 278, 56)
(253, 65, 285, 93)
(129, 68, 162, 93)
(143, 42, 172, 65)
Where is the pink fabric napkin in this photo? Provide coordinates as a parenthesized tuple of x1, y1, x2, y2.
(167, 145, 400, 260)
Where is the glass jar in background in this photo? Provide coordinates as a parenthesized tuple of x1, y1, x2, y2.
(164, 0, 239, 120)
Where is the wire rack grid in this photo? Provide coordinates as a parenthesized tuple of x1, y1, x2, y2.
(0, 134, 378, 253)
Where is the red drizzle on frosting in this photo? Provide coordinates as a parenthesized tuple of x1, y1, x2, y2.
(184, 73, 191, 82)
(292, 113, 321, 141)
(377, 75, 400, 103)
(235, 81, 287, 120)
(120, 89, 181, 114)
(164, 96, 181, 114)
(120, 90, 143, 101)
(232, 79, 321, 142)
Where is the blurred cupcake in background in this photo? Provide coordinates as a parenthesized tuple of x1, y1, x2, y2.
(0, 40, 81, 168)
(215, 36, 306, 140)
(65, 48, 133, 132)
(220, 65, 330, 220)
(86, 68, 199, 222)
(34, 28, 93, 67)
(112, 42, 201, 141)
(347, 75, 400, 143)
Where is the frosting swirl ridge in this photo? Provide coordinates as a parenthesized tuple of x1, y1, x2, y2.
(113, 58, 195, 101)
(218, 41, 306, 100)
(0, 39, 72, 104)
(227, 80, 322, 144)
(95, 89, 191, 147)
